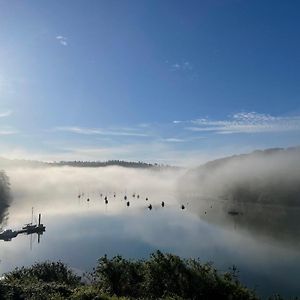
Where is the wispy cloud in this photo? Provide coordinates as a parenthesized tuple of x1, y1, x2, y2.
(162, 138, 185, 143)
(63, 145, 206, 166)
(171, 61, 193, 72)
(185, 112, 300, 134)
(0, 110, 12, 118)
(56, 35, 68, 46)
(0, 128, 18, 135)
(54, 126, 149, 137)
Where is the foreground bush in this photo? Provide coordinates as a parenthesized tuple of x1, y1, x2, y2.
(93, 251, 258, 300)
(1, 261, 80, 299)
(0, 251, 261, 299)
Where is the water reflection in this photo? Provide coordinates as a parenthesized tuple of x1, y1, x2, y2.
(176, 192, 300, 250)
(177, 149, 300, 249)
(0, 166, 299, 298)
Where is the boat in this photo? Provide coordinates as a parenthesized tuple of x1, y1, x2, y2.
(228, 210, 240, 216)
(22, 223, 37, 231)
(22, 207, 37, 231)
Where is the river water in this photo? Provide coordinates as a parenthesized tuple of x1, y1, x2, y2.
(0, 166, 299, 298)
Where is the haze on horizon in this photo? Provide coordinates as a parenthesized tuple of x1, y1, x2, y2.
(0, 146, 299, 249)
(0, 1, 299, 166)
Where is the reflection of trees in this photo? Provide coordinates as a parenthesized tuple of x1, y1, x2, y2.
(0, 170, 11, 229)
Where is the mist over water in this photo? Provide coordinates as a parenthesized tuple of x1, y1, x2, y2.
(7, 165, 183, 215)
(179, 148, 300, 247)
(1, 150, 300, 298)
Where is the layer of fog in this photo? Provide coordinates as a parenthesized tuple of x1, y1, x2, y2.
(2, 158, 300, 297)
(3, 147, 300, 248)
(5, 165, 185, 222)
(178, 148, 300, 246)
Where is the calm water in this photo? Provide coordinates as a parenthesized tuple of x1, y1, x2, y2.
(1, 166, 300, 298)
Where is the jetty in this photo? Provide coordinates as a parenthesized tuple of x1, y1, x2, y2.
(0, 213, 46, 242)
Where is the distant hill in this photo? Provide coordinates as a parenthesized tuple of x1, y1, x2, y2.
(180, 146, 300, 206)
(52, 160, 155, 168)
(0, 157, 175, 170)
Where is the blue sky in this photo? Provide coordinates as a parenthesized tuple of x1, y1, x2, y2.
(0, 0, 299, 165)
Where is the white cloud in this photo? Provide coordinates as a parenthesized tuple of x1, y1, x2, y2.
(185, 112, 300, 134)
(56, 35, 68, 46)
(0, 143, 163, 163)
(2, 111, 298, 166)
(162, 138, 185, 143)
(171, 61, 193, 72)
(172, 63, 181, 70)
(0, 110, 12, 118)
(0, 129, 17, 135)
(138, 123, 151, 128)
(54, 126, 149, 137)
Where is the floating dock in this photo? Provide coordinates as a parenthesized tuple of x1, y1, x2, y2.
(0, 213, 46, 242)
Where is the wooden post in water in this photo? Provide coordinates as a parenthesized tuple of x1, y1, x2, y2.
(38, 214, 41, 226)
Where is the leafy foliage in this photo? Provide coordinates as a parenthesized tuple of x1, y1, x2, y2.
(0, 251, 282, 299)
(93, 255, 144, 297)
(1, 262, 81, 299)
(5, 261, 81, 286)
(93, 250, 259, 300)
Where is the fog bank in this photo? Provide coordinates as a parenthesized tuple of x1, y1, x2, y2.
(178, 147, 300, 245)
(5, 165, 184, 220)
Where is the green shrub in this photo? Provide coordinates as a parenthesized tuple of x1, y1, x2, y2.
(4, 261, 81, 286)
(0, 252, 265, 299)
(93, 254, 144, 297)
(92, 250, 259, 300)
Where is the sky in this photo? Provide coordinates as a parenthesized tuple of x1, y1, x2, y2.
(0, 0, 299, 166)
